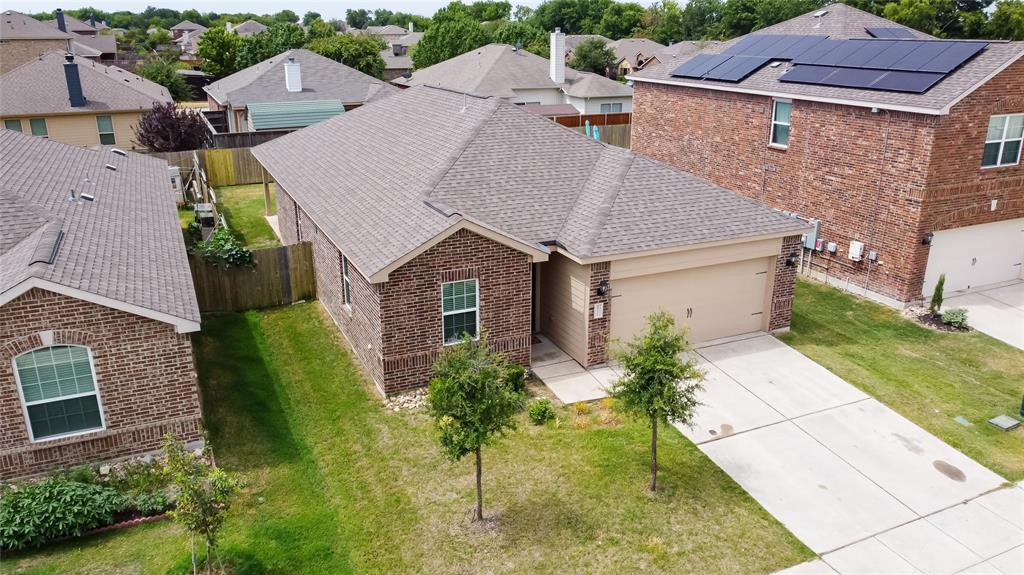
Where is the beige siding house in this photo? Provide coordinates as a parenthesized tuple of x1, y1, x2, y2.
(0, 52, 171, 149)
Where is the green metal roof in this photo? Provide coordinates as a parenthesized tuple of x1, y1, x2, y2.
(248, 99, 344, 131)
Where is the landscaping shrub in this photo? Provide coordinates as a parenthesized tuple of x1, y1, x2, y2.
(193, 227, 253, 268)
(133, 491, 172, 516)
(941, 307, 968, 329)
(528, 398, 556, 425)
(505, 364, 527, 395)
(0, 478, 127, 551)
(929, 273, 946, 314)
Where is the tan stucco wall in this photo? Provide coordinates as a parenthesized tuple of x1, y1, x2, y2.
(0, 39, 70, 74)
(0, 111, 146, 149)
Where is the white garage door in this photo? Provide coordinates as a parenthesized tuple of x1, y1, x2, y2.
(610, 257, 772, 345)
(923, 218, 1024, 296)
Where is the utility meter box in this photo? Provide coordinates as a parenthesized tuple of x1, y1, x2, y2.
(169, 166, 182, 196)
(849, 240, 865, 262)
(802, 219, 821, 250)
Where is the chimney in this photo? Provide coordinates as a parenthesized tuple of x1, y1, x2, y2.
(63, 54, 86, 107)
(408, 20, 414, 33)
(225, 21, 233, 33)
(550, 28, 565, 84)
(55, 8, 67, 32)
(284, 57, 302, 92)
(89, 14, 96, 27)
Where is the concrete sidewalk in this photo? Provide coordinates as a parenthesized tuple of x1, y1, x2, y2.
(945, 280, 1024, 351)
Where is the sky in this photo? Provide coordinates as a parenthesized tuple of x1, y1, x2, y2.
(0, 0, 539, 18)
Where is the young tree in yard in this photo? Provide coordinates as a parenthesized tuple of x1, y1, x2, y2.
(930, 273, 946, 314)
(164, 434, 238, 575)
(134, 103, 211, 152)
(570, 37, 616, 75)
(135, 57, 193, 101)
(427, 334, 522, 522)
(612, 311, 703, 492)
(197, 26, 241, 77)
(306, 35, 387, 78)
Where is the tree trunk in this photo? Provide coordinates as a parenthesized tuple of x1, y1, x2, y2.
(191, 534, 197, 575)
(206, 537, 212, 575)
(474, 447, 484, 521)
(650, 413, 658, 492)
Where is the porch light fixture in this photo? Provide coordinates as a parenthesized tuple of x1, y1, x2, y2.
(922, 232, 934, 245)
(785, 252, 797, 267)
(596, 279, 610, 296)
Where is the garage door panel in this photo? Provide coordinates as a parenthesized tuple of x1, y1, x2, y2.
(610, 257, 771, 345)
(923, 218, 1024, 296)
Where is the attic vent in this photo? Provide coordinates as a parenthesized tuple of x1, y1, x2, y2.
(813, 10, 829, 17)
(104, 163, 117, 171)
(80, 193, 95, 201)
(111, 148, 127, 156)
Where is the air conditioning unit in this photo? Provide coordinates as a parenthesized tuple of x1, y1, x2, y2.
(849, 240, 865, 262)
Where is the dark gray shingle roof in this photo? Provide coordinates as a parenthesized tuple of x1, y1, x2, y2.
(252, 86, 807, 279)
(1, 10, 72, 40)
(0, 131, 200, 329)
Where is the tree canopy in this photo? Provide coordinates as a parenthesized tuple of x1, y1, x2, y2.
(134, 103, 211, 152)
(570, 37, 617, 74)
(196, 26, 240, 77)
(135, 57, 193, 101)
(306, 34, 388, 78)
(412, 3, 492, 69)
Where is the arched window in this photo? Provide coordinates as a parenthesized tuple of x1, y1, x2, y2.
(13, 345, 104, 441)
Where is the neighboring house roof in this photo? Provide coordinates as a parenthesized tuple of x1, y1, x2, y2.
(0, 52, 170, 116)
(0, 130, 200, 331)
(204, 49, 398, 108)
(565, 34, 612, 53)
(70, 40, 103, 58)
(69, 33, 116, 55)
(381, 32, 423, 71)
(174, 26, 207, 44)
(171, 20, 205, 31)
(233, 19, 268, 37)
(45, 13, 100, 35)
(396, 32, 423, 45)
(630, 3, 1024, 115)
(523, 103, 580, 116)
(1, 10, 72, 40)
(364, 25, 407, 36)
(391, 44, 632, 100)
(252, 86, 806, 282)
(610, 38, 666, 67)
(248, 99, 344, 130)
(656, 40, 721, 61)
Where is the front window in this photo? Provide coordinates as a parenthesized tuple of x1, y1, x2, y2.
(29, 118, 48, 138)
(14, 346, 104, 441)
(4, 119, 22, 132)
(600, 102, 623, 113)
(96, 115, 116, 145)
(770, 100, 791, 148)
(982, 114, 1023, 168)
(442, 279, 479, 344)
(341, 255, 352, 306)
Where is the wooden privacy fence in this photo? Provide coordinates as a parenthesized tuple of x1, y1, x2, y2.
(553, 112, 631, 128)
(575, 124, 631, 148)
(152, 148, 266, 187)
(189, 242, 316, 312)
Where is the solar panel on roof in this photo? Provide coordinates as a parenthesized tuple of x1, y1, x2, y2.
(840, 40, 894, 67)
(705, 55, 771, 81)
(870, 70, 944, 92)
(891, 42, 953, 71)
(670, 53, 732, 78)
(821, 66, 886, 88)
(918, 41, 986, 73)
(780, 64, 946, 93)
(865, 40, 925, 68)
(866, 27, 917, 39)
(779, 64, 835, 84)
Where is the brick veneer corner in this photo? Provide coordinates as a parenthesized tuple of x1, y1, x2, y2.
(769, 235, 803, 331)
(586, 261, 611, 366)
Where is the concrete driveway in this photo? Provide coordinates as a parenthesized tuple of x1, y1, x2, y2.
(944, 280, 1024, 350)
(674, 334, 1024, 575)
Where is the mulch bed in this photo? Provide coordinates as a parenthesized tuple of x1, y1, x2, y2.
(915, 312, 971, 333)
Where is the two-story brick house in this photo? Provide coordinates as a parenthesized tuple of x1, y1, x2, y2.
(629, 4, 1024, 305)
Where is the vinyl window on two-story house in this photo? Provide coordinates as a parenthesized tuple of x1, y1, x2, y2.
(770, 100, 791, 148)
(13, 345, 105, 441)
(982, 113, 1023, 168)
(442, 279, 479, 345)
(96, 115, 116, 145)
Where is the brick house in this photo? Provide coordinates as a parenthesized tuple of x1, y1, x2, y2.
(252, 85, 809, 395)
(629, 3, 1024, 305)
(0, 131, 201, 479)
(0, 10, 72, 74)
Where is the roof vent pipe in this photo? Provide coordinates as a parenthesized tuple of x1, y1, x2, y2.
(408, 20, 414, 33)
(55, 8, 67, 32)
(550, 28, 565, 84)
(284, 57, 302, 92)
(63, 54, 86, 107)
(89, 14, 96, 27)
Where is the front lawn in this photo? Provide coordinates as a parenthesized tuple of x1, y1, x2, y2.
(781, 279, 1024, 480)
(2, 304, 811, 574)
(216, 183, 279, 250)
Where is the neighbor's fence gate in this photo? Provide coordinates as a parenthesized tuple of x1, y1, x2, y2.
(189, 242, 316, 312)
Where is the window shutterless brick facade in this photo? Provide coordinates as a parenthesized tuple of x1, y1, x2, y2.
(277, 187, 532, 395)
(0, 289, 202, 480)
(632, 58, 1024, 303)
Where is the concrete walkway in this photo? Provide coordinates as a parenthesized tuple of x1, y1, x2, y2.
(945, 280, 1024, 351)
(530, 336, 618, 403)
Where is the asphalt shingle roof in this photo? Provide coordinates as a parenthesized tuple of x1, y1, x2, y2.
(0, 130, 200, 326)
(252, 86, 807, 279)
(391, 43, 632, 99)
(630, 3, 1024, 114)
(233, 19, 267, 37)
(0, 52, 170, 116)
(204, 49, 398, 108)
(1, 10, 72, 40)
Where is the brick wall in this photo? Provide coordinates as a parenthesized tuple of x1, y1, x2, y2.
(379, 228, 533, 394)
(0, 289, 202, 479)
(276, 187, 299, 245)
(769, 235, 803, 331)
(0, 39, 69, 74)
(586, 261, 611, 366)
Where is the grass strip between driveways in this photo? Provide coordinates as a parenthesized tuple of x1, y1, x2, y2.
(2, 303, 811, 574)
(781, 279, 1024, 481)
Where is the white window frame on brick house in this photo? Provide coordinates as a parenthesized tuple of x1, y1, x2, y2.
(982, 113, 1023, 168)
(769, 99, 792, 149)
(441, 279, 479, 345)
(12, 345, 106, 443)
(341, 254, 352, 306)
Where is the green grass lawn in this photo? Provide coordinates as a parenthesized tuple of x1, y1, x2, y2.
(2, 304, 811, 575)
(781, 279, 1024, 481)
(216, 184, 280, 250)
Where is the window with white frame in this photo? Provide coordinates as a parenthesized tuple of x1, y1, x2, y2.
(442, 279, 478, 344)
(96, 115, 115, 145)
(600, 102, 623, 113)
(770, 100, 791, 147)
(982, 114, 1023, 168)
(29, 118, 48, 138)
(14, 346, 104, 441)
(341, 254, 352, 306)
(4, 119, 22, 132)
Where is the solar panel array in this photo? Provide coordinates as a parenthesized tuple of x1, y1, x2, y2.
(668, 33, 988, 94)
(865, 27, 917, 39)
